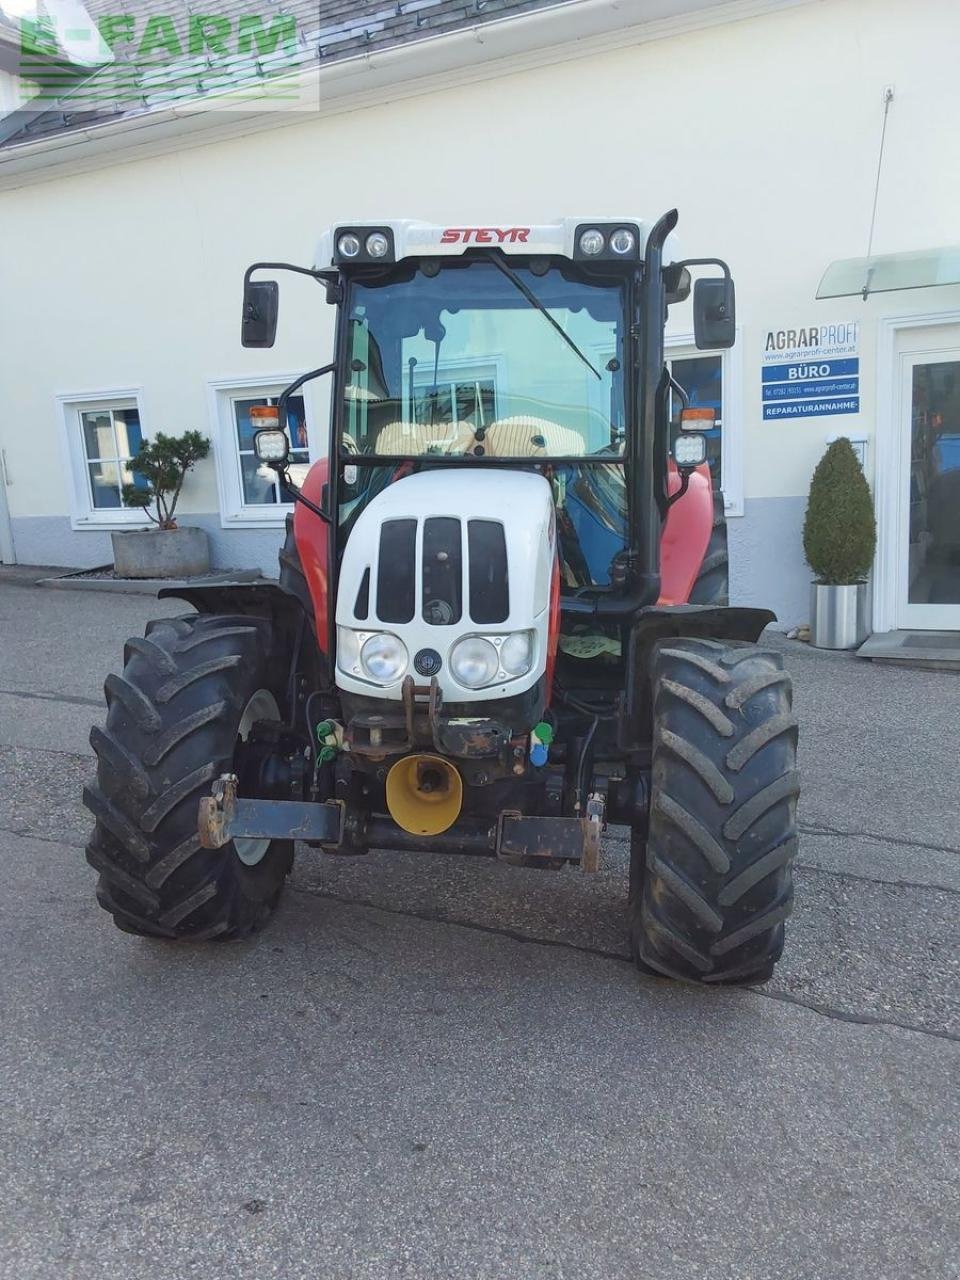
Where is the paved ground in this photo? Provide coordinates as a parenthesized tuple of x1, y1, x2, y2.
(0, 573, 957, 1279)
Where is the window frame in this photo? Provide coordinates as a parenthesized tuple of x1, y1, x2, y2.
(664, 329, 744, 517)
(209, 374, 324, 528)
(56, 386, 149, 530)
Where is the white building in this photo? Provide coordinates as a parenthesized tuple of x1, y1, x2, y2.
(0, 0, 958, 636)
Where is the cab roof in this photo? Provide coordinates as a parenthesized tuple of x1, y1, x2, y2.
(314, 218, 681, 269)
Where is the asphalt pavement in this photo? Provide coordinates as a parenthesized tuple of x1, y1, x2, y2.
(0, 572, 957, 1279)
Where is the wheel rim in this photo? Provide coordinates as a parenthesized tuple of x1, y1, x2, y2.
(233, 689, 281, 867)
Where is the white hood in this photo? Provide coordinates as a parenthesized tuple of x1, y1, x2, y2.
(335, 469, 555, 703)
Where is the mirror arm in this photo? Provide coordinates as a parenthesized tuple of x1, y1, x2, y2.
(243, 261, 337, 288)
(267, 462, 332, 525)
(674, 256, 732, 280)
(667, 372, 689, 412)
(276, 361, 336, 431)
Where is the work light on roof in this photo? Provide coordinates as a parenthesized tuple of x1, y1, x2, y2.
(579, 229, 605, 256)
(365, 232, 390, 258)
(610, 228, 636, 255)
(337, 233, 361, 258)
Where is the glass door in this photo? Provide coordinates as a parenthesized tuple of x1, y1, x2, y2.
(897, 331, 960, 629)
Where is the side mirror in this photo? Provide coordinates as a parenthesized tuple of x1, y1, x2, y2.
(241, 280, 279, 348)
(693, 277, 736, 350)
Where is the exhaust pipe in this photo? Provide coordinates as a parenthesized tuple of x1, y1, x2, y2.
(385, 754, 463, 836)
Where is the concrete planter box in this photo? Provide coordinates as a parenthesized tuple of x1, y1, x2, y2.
(111, 527, 210, 579)
(809, 582, 869, 650)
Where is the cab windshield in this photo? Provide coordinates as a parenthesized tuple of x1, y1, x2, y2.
(342, 258, 627, 459)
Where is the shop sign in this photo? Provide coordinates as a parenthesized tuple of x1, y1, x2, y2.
(761, 322, 860, 420)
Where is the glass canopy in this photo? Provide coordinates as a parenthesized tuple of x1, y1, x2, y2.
(817, 246, 960, 299)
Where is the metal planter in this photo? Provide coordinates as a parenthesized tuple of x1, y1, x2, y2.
(809, 582, 869, 650)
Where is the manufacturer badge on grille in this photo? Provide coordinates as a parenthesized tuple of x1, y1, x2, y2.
(414, 648, 442, 677)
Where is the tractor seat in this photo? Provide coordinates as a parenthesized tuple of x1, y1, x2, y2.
(374, 420, 476, 456)
(481, 416, 584, 457)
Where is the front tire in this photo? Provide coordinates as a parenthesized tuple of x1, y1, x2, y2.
(84, 613, 295, 940)
(630, 637, 799, 983)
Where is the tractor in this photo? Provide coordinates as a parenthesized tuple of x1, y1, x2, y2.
(84, 212, 799, 984)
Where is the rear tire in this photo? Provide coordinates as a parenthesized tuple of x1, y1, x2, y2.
(84, 613, 294, 940)
(688, 491, 729, 605)
(629, 637, 799, 984)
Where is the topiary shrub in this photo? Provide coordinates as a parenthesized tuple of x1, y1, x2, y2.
(121, 430, 210, 530)
(802, 437, 876, 585)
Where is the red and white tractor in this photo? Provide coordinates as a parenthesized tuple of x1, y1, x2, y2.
(85, 212, 799, 984)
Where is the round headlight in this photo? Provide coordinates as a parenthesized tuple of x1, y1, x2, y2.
(610, 228, 636, 255)
(579, 229, 605, 257)
(360, 632, 408, 683)
(337, 627, 361, 674)
(499, 630, 533, 676)
(337, 232, 361, 259)
(450, 636, 499, 689)
(365, 232, 389, 258)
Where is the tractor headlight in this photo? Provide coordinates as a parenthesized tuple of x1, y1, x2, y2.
(450, 631, 535, 688)
(499, 630, 534, 676)
(337, 232, 361, 259)
(579, 229, 605, 257)
(360, 632, 408, 683)
(450, 636, 500, 689)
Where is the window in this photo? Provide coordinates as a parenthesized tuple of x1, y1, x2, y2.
(664, 333, 743, 516)
(57, 388, 150, 527)
(343, 260, 624, 457)
(209, 376, 321, 526)
(80, 405, 144, 510)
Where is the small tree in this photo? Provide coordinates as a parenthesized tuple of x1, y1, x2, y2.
(121, 430, 211, 530)
(802, 437, 876, 585)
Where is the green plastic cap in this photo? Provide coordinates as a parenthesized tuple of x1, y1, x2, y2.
(533, 721, 554, 745)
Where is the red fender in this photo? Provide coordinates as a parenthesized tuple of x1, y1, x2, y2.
(293, 458, 331, 653)
(657, 460, 714, 606)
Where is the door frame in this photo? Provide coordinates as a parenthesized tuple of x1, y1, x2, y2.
(874, 307, 960, 632)
(0, 449, 13, 564)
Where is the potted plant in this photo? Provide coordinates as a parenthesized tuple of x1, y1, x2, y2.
(112, 430, 212, 579)
(802, 437, 876, 649)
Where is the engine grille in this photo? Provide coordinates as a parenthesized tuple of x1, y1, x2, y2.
(370, 516, 509, 626)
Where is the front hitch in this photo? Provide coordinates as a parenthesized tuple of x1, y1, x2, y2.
(198, 774, 344, 849)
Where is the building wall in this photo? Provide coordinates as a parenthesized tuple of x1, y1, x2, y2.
(2, 0, 959, 623)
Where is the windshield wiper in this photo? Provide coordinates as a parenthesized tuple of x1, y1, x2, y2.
(488, 252, 601, 380)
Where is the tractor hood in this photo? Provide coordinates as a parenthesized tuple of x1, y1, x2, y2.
(335, 469, 555, 704)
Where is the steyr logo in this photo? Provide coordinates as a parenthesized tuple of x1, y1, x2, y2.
(440, 228, 531, 245)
